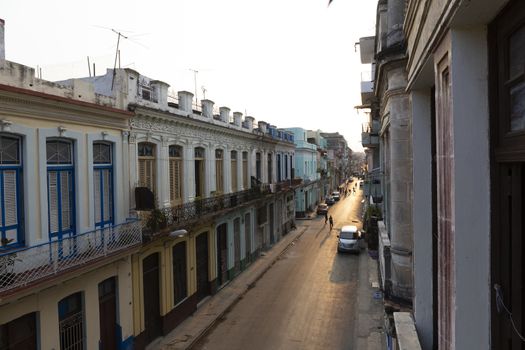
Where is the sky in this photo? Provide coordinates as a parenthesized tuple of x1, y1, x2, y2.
(2, 0, 377, 152)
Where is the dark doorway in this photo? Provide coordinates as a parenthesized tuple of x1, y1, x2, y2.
(59, 292, 84, 350)
(196, 232, 210, 302)
(269, 204, 275, 245)
(172, 242, 188, 306)
(216, 224, 228, 286)
(99, 277, 118, 350)
(233, 218, 241, 276)
(244, 213, 251, 264)
(0, 312, 37, 350)
(143, 253, 162, 344)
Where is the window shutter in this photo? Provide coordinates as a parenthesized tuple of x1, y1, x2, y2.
(243, 160, 248, 189)
(48, 171, 59, 234)
(169, 159, 182, 204)
(2, 171, 18, 226)
(60, 171, 71, 230)
(139, 159, 146, 188)
(94, 170, 101, 224)
(231, 160, 237, 191)
(102, 169, 112, 222)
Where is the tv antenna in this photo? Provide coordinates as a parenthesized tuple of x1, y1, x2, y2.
(189, 68, 199, 104)
(111, 29, 128, 90)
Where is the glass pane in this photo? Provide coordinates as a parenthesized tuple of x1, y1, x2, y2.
(231, 150, 237, 159)
(93, 143, 112, 164)
(169, 145, 182, 158)
(195, 147, 205, 159)
(138, 143, 154, 157)
(0, 136, 20, 165)
(510, 81, 525, 131)
(215, 149, 223, 159)
(47, 140, 72, 165)
(509, 25, 525, 79)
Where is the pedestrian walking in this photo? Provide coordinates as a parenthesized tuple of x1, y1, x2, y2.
(329, 215, 334, 230)
(324, 211, 328, 224)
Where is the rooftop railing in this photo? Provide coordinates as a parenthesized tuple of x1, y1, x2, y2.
(0, 219, 142, 296)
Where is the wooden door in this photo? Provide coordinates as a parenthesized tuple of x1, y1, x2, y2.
(143, 253, 162, 343)
(98, 277, 117, 350)
(216, 224, 228, 286)
(0, 312, 37, 349)
(195, 232, 210, 301)
(233, 218, 241, 276)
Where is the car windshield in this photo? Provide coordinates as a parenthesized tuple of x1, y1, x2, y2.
(340, 231, 358, 240)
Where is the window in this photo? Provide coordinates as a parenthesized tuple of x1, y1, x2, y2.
(58, 292, 84, 350)
(195, 147, 205, 198)
(231, 151, 238, 192)
(169, 145, 183, 205)
(242, 152, 248, 189)
(0, 135, 23, 248)
(284, 154, 288, 179)
(267, 153, 272, 183)
(277, 154, 282, 182)
(215, 149, 224, 194)
(255, 153, 261, 181)
(138, 142, 156, 193)
(47, 139, 75, 241)
(172, 242, 188, 305)
(93, 142, 113, 228)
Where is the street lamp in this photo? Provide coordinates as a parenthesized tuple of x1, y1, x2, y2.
(169, 229, 188, 239)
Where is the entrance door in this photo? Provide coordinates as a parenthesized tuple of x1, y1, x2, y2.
(244, 213, 251, 263)
(195, 232, 210, 301)
(269, 204, 275, 245)
(0, 312, 37, 349)
(216, 224, 228, 286)
(99, 277, 117, 350)
(233, 218, 241, 276)
(143, 253, 162, 344)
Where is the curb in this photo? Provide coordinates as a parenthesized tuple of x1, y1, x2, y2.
(182, 226, 308, 350)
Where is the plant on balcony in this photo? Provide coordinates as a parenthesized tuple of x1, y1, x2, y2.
(146, 208, 168, 234)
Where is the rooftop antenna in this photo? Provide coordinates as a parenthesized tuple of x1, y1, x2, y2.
(201, 86, 207, 100)
(111, 29, 128, 90)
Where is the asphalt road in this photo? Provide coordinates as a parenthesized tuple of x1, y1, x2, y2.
(193, 183, 364, 350)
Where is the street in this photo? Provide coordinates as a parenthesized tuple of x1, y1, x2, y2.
(193, 184, 367, 350)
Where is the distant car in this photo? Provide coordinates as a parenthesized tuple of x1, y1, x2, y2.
(326, 196, 335, 205)
(317, 203, 329, 215)
(359, 181, 363, 188)
(332, 191, 341, 201)
(337, 225, 362, 254)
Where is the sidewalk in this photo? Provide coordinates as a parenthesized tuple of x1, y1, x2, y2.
(156, 224, 308, 350)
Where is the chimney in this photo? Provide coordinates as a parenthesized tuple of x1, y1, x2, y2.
(258, 121, 267, 134)
(0, 19, 5, 61)
(201, 99, 214, 118)
(244, 116, 255, 131)
(219, 107, 230, 123)
(177, 91, 194, 113)
(233, 112, 242, 127)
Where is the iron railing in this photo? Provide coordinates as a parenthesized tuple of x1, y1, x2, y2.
(0, 219, 142, 295)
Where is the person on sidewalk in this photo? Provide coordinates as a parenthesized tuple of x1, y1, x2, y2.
(329, 215, 334, 230)
(324, 211, 328, 224)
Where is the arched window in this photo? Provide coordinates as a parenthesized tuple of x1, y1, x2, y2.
(93, 142, 113, 228)
(231, 150, 238, 192)
(194, 147, 205, 198)
(169, 145, 183, 205)
(47, 139, 75, 241)
(215, 149, 224, 194)
(0, 134, 23, 247)
(138, 142, 156, 193)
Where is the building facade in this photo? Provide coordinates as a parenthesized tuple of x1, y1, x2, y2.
(360, 0, 523, 348)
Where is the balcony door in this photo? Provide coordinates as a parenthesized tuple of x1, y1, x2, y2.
(490, 1, 525, 347)
(93, 142, 113, 228)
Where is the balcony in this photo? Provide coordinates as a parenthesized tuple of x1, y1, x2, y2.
(0, 219, 142, 297)
(361, 121, 380, 148)
(359, 36, 375, 64)
(361, 70, 375, 106)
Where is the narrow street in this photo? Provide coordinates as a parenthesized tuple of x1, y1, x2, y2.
(193, 183, 367, 350)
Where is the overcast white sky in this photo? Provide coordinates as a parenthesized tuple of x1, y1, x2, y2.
(2, 0, 376, 151)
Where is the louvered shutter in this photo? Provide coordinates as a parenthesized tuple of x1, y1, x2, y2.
(231, 160, 237, 191)
(243, 160, 248, 189)
(48, 171, 59, 234)
(2, 171, 16, 226)
(216, 160, 223, 193)
(102, 169, 112, 222)
(94, 170, 101, 224)
(175, 160, 182, 200)
(60, 171, 71, 231)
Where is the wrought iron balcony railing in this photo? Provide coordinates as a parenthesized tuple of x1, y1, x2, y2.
(0, 219, 142, 296)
